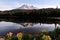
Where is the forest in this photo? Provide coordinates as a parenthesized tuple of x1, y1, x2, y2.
(0, 8, 60, 23)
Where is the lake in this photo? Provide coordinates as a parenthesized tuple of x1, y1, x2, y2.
(0, 21, 57, 35)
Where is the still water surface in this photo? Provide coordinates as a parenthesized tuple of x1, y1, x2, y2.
(0, 21, 58, 35)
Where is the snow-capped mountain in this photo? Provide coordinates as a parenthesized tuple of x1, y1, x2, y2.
(17, 4, 38, 10)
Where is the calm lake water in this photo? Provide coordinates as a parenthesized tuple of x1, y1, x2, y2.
(0, 21, 59, 35)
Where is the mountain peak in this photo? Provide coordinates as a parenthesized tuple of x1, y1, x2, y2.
(17, 4, 38, 10)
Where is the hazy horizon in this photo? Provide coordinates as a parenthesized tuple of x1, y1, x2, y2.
(0, 0, 60, 11)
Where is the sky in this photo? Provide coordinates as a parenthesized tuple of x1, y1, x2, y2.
(0, 0, 60, 10)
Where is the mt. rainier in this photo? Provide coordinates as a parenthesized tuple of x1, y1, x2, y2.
(17, 4, 38, 10)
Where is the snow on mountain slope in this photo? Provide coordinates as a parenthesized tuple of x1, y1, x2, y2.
(17, 4, 38, 10)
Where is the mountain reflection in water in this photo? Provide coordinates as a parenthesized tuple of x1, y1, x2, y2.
(0, 21, 56, 35)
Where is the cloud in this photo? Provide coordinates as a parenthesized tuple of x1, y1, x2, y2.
(0, 0, 60, 11)
(33, 23, 55, 27)
(0, 1, 25, 11)
(0, 2, 13, 11)
(12, 2, 22, 7)
(0, 21, 23, 29)
(34, 4, 60, 9)
(0, 2, 12, 11)
(0, 1, 22, 11)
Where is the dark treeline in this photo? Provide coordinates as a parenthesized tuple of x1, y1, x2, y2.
(0, 8, 60, 23)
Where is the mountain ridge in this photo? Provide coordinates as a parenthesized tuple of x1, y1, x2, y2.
(16, 4, 39, 10)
